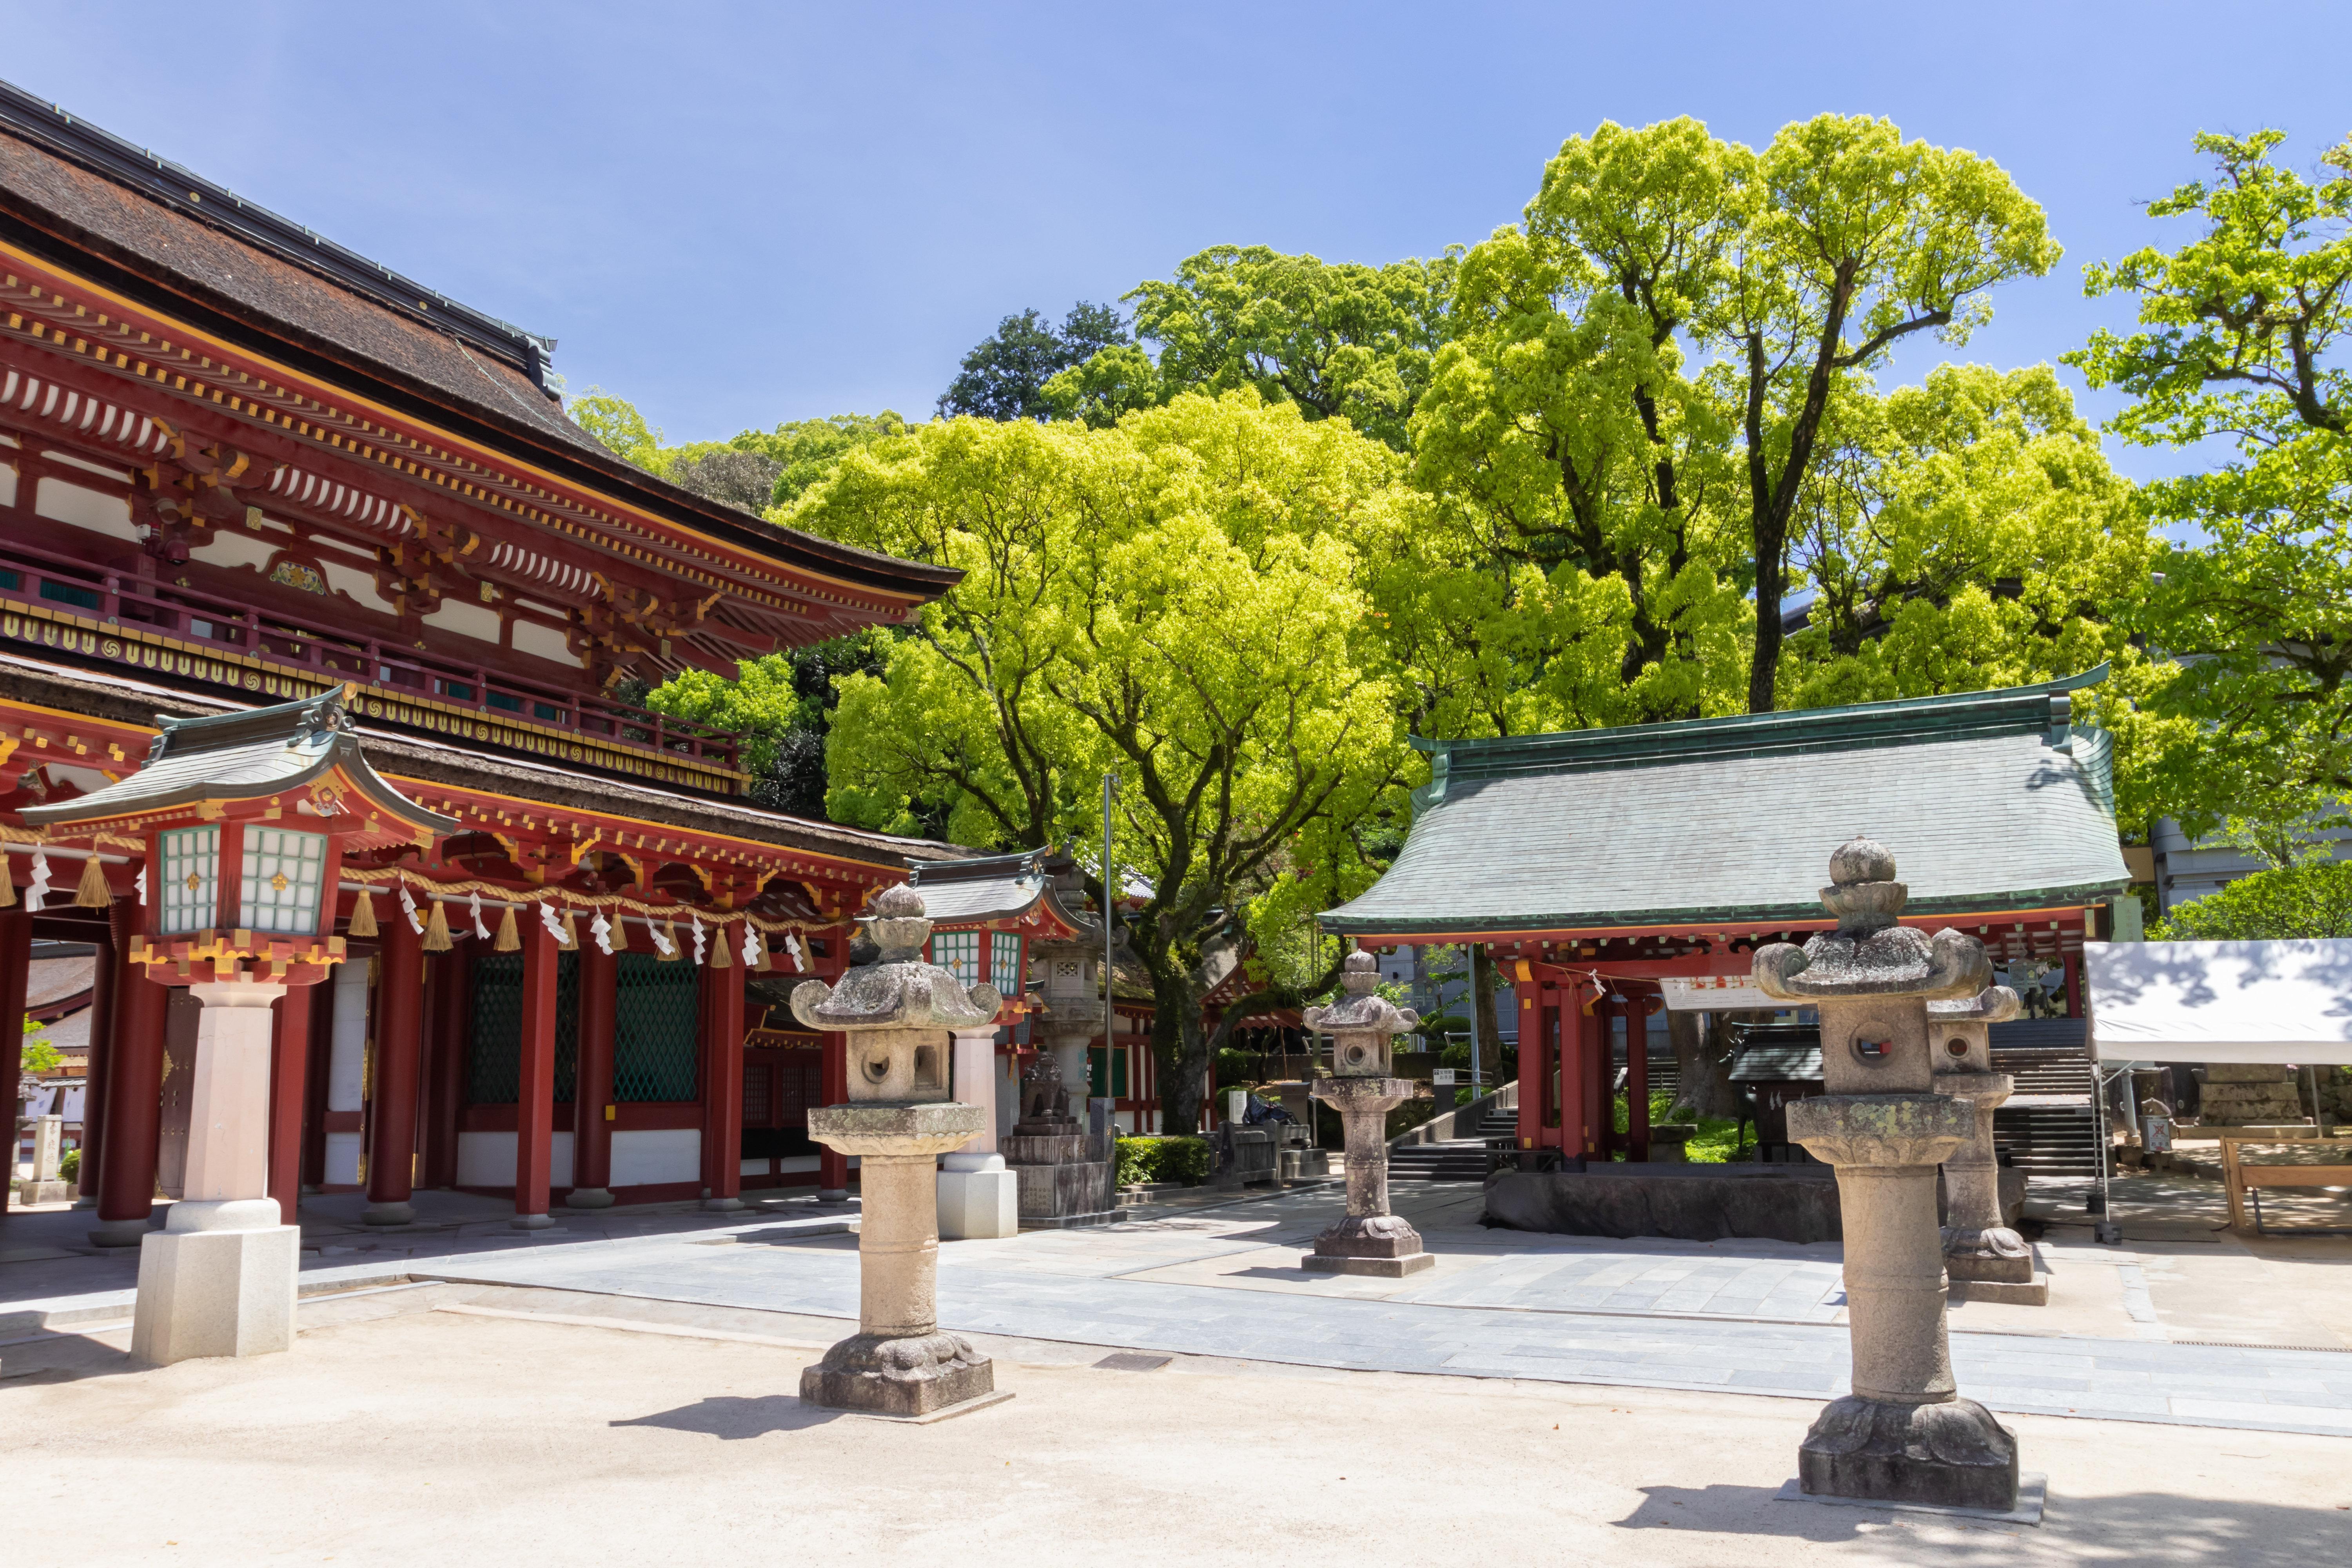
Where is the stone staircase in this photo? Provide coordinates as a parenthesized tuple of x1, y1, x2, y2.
(1390, 1102, 1517, 1184)
(1991, 1026, 2102, 1177)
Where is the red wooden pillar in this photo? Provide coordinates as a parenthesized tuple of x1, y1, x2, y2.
(365, 900, 423, 1225)
(570, 940, 616, 1206)
(267, 987, 312, 1224)
(73, 914, 117, 1203)
(512, 915, 559, 1227)
(818, 1031, 849, 1197)
(1514, 982, 1540, 1151)
(697, 959, 746, 1210)
(0, 908, 29, 1216)
(1586, 991, 1611, 1161)
(419, 950, 469, 1191)
(1627, 996, 1652, 1163)
(92, 899, 167, 1247)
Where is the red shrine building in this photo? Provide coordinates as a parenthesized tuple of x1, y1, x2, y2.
(0, 86, 985, 1237)
(1322, 675, 2138, 1167)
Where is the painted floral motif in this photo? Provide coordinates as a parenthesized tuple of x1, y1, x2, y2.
(268, 558, 328, 595)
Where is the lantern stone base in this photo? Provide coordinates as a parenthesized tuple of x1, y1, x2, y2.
(937, 1152, 1019, 1240)
(565, 1187, 615, 1210)
(1303, 1212, 1434, 1276)
(89, 1216, 151, 1248)
(799, 1330, 998, 1417)
(361, 1201, 415, 1227)
(1797, 1395, 2019, 1512)
(1012, 1159, 1118, 1229)
(131, 1217, 300, 1366)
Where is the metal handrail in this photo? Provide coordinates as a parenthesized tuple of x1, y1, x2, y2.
(0, 533, 742, 772)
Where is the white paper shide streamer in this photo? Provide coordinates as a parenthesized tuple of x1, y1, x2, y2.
(468, 890, 490, 940)
(651, 921, 676, 958)
(537, 899, 565, 945)
(740, 924, 759, 969)
(786, 933, 807, 973)
(27, 848, 50, 912)
(398, 878, 423, 935)
(591, 909, 613, 956)
(690, 915, 707, 967)
(134, 866, 148, 907)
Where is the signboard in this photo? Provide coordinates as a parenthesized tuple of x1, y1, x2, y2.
(1431, 1067, 1455, 1086)
(1659, 975, 1777, 1012)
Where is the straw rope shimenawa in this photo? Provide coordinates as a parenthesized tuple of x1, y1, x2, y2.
(330, 865, 830, 935)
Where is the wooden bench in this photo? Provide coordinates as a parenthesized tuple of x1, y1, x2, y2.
(2217, 1129, 2352, 1234)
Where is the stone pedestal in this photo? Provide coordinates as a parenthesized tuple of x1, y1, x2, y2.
(1302, 957, 1432, 1278)
(1929, 989, 2040, 1301)
(791, 885, 1008, 1419)
(1759, 838, 2021, 1514)
(132, 982, 301, 1365)
(1002, 1048, 1116, 1230)
(937, 1151, 1018, 1240)
(802, 1103, 998, 1417)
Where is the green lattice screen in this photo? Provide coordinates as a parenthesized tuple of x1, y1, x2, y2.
(465, 952, 581, 1105)
(1086, 1046, 1128, 1099)
(614, 954, 699, 1102)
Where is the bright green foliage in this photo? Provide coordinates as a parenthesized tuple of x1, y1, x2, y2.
(791, 393, 1413, 1134)
(1410, 115, 2060, 728)
(2152, 860, 2352, 940)
(568, 388, 662, 468)
(940, 304, 1129, 423)
(21, 1013, 57, 1076)
(1114, 1135, 1211, 1186)
(2070, 131, 2352, 844)
(645, 630, 896, 820)
(1056, 246, 1459, 452)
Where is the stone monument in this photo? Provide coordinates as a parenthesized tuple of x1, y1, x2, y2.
(791, 885, 1009, 1418)
(1302, 950, 1432, 1278)
(1753, 837, 2020, 1512)
(1002, 862, 1118, 1228)
(1929, 986, 2044, 1305)
(20, 1112, 70, 1204)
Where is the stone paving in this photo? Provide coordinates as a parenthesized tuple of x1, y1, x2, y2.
(8, 1177, 2352, 1438)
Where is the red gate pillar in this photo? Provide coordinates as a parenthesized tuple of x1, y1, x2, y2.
(267, 988, 311, 1225)
(364, 905, 423, 1227)
(419, 951, 468, 1191)
(511, 915, 559, 1229)
(91, 898, 167, 1247)
(818, 1030, 849, 1199)
(0, 909, 29, 1215)
(699, 958, 745, 1212)
(570, 940, 617, 1209)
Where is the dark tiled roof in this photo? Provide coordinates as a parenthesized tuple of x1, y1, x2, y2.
(1323, 671, 2131, 936)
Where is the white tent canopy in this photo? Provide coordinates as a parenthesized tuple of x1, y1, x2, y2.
(2085, 938, 2352, 1065)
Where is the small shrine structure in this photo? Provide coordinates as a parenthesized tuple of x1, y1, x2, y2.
(1320, 674, 2134, 1181)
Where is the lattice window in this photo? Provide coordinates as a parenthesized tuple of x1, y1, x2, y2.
(742, 1062, 775, 1128)
(158, 826, 218, 936)
(931, 929, 979, 988)
(466, 952, 580, 1106)
(614, 954, 699, 1102)
(239, 825, 326, 935)
(990, 931, 1022, 991)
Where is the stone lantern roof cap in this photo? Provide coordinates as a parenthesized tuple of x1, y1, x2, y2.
(790, 884, 1003, 1032)
(22, 684, 458, 846)
(1752, 835, 1993, 1002)
(1304, 951, 1421, 1037)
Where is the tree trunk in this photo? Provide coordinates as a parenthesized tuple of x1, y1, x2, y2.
(1671, 1009, 1740, 1120)
(1471, 944, 1505, 1088)
(1154, 973, 1209, 1138)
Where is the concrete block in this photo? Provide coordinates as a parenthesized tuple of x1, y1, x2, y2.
(129, 1224, 299, 1365)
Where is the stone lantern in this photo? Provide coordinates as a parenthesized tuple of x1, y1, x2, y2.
(24, 687, 455, 1365)
(1752, 837, 2020, 1512)
(1302, 950, 1432, 1278)
(791, 884, 1009, 1418)
(1004, 858, 1118, 1228)
(1929, 986, 2043, 1303)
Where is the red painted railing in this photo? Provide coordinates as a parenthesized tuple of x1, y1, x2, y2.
(0, 532, 743, 775)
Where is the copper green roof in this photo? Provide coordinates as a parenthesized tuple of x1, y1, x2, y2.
(1321, 670, 2129, 938)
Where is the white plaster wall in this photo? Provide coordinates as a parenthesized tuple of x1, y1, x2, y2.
(739, 1157, 769, 1176)
(34, 477, 137, 542)
(194, 530, 276, 572)
(324, 1131, 361, 1187)
(328, 962, 368, 1114)
(777, 1155, 819, 1173)
(456, 1130, 576, 1189)
(320, 561, 396, 613)
(610, 1128, 699, 1187)
(509, 618, 573, 665)
(422, 599, 501, 643)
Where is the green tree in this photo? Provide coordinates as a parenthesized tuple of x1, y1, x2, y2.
(938, 304, 1130, 422)
(2069, 130, 2352, 843)
(2152, 859, 2352, 939)
(795, 394, 1413, 1134)
(568, 387, 662, 468)
(1060, 245, 1459, 452)
(21, 1015, 57, 1077)
(646, 629, 897, 821)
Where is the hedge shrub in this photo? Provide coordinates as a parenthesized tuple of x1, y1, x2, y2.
(1116, 1135, 1212, 1187)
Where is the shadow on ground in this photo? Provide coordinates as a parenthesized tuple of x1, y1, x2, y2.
(611, 1394, 839, 1439)
(1619, 1484, 2352, 1561)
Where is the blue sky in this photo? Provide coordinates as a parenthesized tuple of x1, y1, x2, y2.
(4, 1, 2346, 480)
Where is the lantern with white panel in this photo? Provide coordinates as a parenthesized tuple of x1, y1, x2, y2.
(25, 686, 456, 1365)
